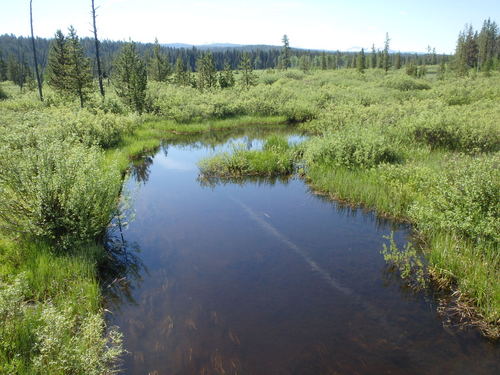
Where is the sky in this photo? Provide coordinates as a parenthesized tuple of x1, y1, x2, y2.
(1, 0, 499, 53)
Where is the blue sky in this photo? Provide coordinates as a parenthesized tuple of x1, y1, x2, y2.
(1, 0, 498, 53)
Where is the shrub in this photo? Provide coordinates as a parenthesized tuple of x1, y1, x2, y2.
(0, 140, 121, 248)
(384, 76, 431, 91)
(410, 154, 500, 243)
(0, 86, 7, 100)
(303, 128, 400, 168)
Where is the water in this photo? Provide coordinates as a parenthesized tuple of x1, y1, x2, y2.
(107, 128, 499, 375)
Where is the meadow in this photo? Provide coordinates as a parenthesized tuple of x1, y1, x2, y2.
(0, 66, 499, 373)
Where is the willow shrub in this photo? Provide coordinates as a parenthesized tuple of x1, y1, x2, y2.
(383, 76, 431, 91)
(0, 140, 121, 248)
(302, 128, 400, 169)
(410, 154, 500, 244)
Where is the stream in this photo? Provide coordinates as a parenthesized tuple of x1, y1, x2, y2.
(107, 127, 499, 375)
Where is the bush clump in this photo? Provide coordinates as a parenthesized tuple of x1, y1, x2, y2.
(303, 128, 400, 168)
(0, 140, 121, 248)
(384, 76, 431, 91)
(410, 154, 500, 243)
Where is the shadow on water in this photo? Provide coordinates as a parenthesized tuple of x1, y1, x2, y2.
(108, 127, 499, 375)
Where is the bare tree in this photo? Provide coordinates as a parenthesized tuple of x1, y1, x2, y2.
(91, 0, 105, 97)
(30, 0, 43, 101)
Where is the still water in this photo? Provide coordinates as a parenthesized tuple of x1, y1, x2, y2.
(108, 128, 499, 375)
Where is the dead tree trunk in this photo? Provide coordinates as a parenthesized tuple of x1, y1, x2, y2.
(92, 0, 105, 97)
(30, 0, 43, 101)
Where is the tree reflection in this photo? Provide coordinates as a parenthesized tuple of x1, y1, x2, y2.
(100, 220, 146, 311)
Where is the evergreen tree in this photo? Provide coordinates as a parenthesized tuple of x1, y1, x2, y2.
(377, 50, 384, 68)
(280, 34, 291, 70)
(196, 52, 217, 90)
(46, 30, 70, 92)
(417, 64, 427, 78)
(395, 52, 401, 69)
(431, 48, 437, 65)
(7, 54, 31, 92)
(0, 50, 7, 81)
(321, 51, 327, 70)
(437, 59, 446, 80)
(382, 32, 391, 72)
(148, 38, 171, 82)
(357, 49, 366, 73)
(173, 56, 189, 86)
(218, 62, 235, 88)
(477, 19, 498, 73)
(113, 42, 147, 113)
(66, 26, 93, 107)
(405, 62, 418, 77)
(299, 54, 311, 73)
(370, 44, 377, 68)
(239, 52, 256, 88)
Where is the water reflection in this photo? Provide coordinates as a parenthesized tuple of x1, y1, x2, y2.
(109, 128, 499, 375)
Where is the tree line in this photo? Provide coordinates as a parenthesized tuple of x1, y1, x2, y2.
(0, 1, 497, 112)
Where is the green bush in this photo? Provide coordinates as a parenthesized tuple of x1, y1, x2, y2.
(303, 128, 400, 168)
(0, 140, 121, 248)
(410, 154, 499, 243)
(384, 76, 431, 91)
(0, 86, 7, 100)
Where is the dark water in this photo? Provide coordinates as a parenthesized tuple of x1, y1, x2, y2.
(108, 128, 499, 375)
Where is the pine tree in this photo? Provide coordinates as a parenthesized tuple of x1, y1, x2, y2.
(370, 44, 377, 68)
(46, 30, 70, 92)
(417, 65, 427, 78)
(405, 62, 418, 77)
(0, 50, 7, 81)
(239, 52, 256, 88)
(395, 52, 401, 69)
(173, 56, 189, 86)
(431, 48, 437, 65)
(280, 34, 291, 70)
(197, 52, 217, 90)
(66, 26, 93, 107)
(321, 52, 327, 70)
(356, 49, 366, 73)
(113, 42, 148, 113)
(218, 62, 235, 88)
(148, 38, 171, 82)
(7, 55, 31, 92)
(299, 54, 311, 73)
(477, 19, 498, 73)
(382, 32, 391, 73)
(437, 59, 446, 80)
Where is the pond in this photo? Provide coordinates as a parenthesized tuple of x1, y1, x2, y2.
(107, 127, 499, 375)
